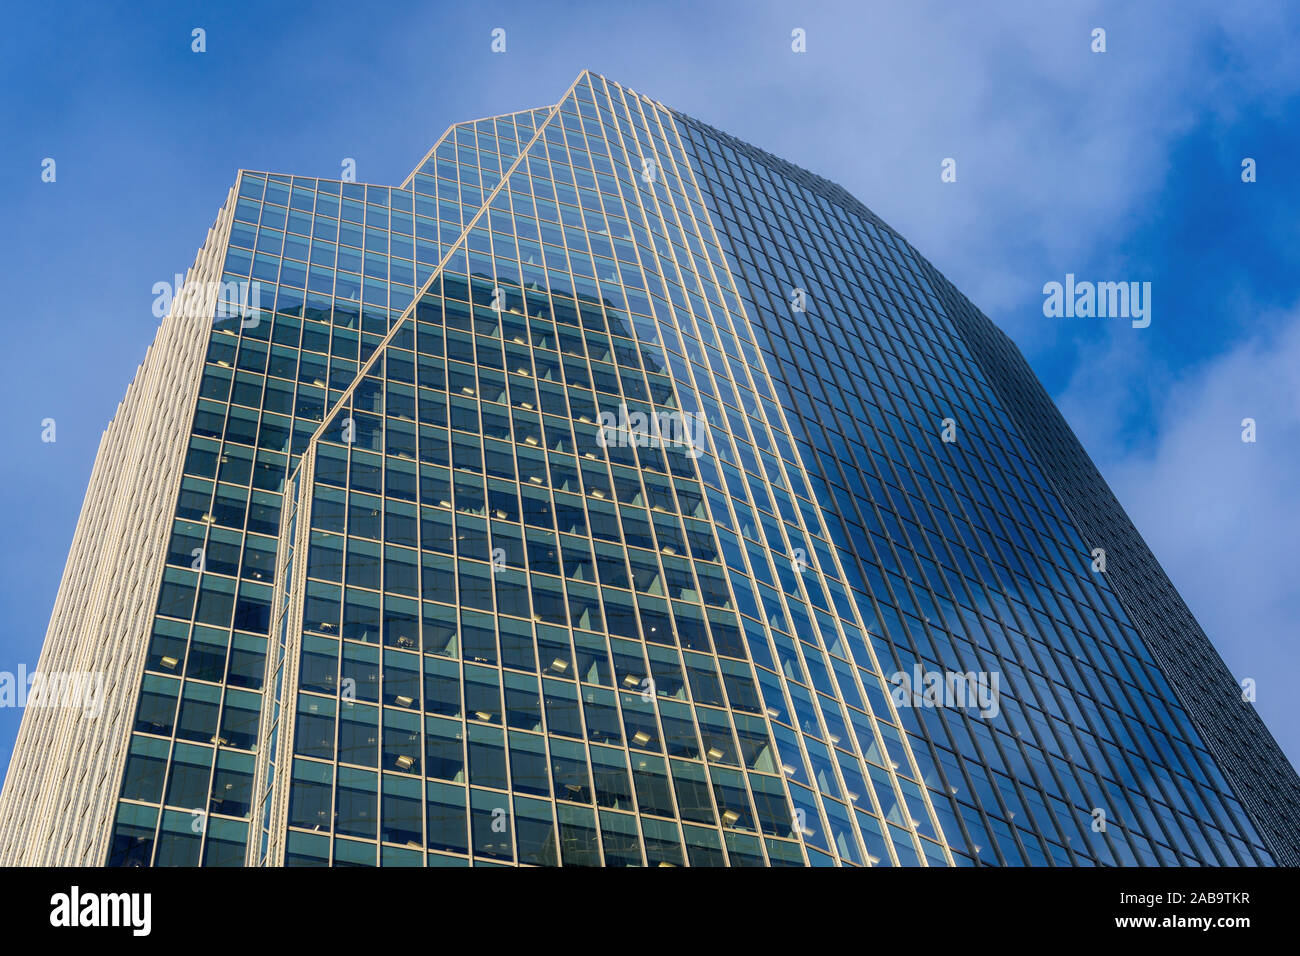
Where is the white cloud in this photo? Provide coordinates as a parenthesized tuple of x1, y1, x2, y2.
(1060, 308, 1300, 765)
(596, 0, 1298, 347)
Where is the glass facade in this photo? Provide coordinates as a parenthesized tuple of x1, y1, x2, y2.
(17, 71, 1287, 867)
(677, 120, 1275, 867)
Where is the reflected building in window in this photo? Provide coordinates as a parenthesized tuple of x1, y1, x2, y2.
(2, 71, 1296, 867)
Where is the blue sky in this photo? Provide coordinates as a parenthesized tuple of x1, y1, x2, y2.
(1, 0, 1297, 783)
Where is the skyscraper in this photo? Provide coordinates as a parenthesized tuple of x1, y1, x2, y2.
(2, 70, 1295, 867)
